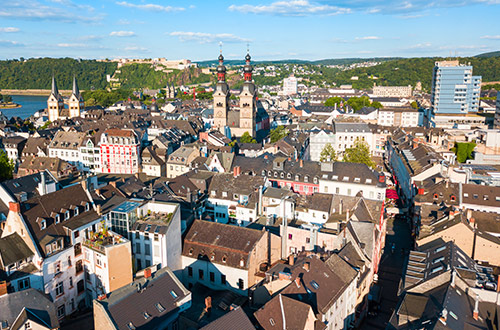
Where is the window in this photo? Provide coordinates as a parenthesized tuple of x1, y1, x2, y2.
(238, 278, 244, 290)
(74, 230, 79, 238)
(135, 232, 140, 239)
(170, 290, 178, 299)
(68, 256, 72, 267)
(155, 303, 165, 313)
(199, 269, 204, 280)
(288, 234, 293, 240)
(55, 262, 61, 274)
(145, 245, 150, 256)
(221, 274, 226, 285)
(270, 318, 275, 326)
(127, 322, 136, 330)
(65, 211, 70, 220)
(69, 277, 73, 288)
(188, 267, 193, 277)
(55, 282, 64, 296)
(210, 272, 215, 282)
(18, 278, 30, 291)
(135, 243, 141, 254)
(310, 280, 320, 289)
(74, 207, 79, 216)
(96, 255, 102, 267)
(76, 260, 83, 274)
(57, 305, 65, 319)
(143, 312, 151, 320)
(85, 203, 90, 211)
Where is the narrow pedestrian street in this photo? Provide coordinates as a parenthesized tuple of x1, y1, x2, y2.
(359, 213, 413, 329)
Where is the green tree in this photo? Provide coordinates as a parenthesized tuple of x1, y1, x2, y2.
(371, 101, 383, 109)
(324, 96, 344, 107)
(270, 126, 288, 143)
(343, 141, 376, 168)
(0, 150, 14, 181)
(319, 143, 337, 162)
(240, 132, 257, 144)
(3, 95, 12, 103)
(452, 142, 476, 163)
(410, 101, 418, 109)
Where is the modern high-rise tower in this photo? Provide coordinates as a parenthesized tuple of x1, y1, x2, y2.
(431, 60, 481, 114)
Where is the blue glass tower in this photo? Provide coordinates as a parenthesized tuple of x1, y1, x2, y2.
(431, 60, 481, 114)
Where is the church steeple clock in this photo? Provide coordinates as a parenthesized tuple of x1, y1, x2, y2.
(213, 51, 230, 134)
(239, 51, 257, 137)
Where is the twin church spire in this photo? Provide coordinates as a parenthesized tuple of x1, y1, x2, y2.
(213, 49, 257, 138)
(47, 75, 84, 122)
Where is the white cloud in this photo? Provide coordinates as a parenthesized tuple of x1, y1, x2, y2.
(57, 43, 86, 48)
(110, 31, 136, 37)
(169, 31, 250, 43)
(355, 36, 381, 40)
(0, 40, 23, 47)
(124, 46, 148, 51)
(228, 0, 351, 16)
(116, 1, 184, 12)
(480, 35, 500, 40)
(409, 42, 432, 49)
(0, 27, 20, 32)
(0, 1, 100, 22)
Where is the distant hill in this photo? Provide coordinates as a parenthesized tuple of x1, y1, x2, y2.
(196, 57, 398, 67)
(0, 58, 116, 90)
(475, 51, 500, 58)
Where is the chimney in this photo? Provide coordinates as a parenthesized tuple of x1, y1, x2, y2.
(0, 281, 7, 296)
(204, 296, 212, 312)
(288, 254, 295, 266)
(303, 262, 310, 272)
(96, 204, 102, 215)
(9, 202, 20, 213)
(40, 171, 47, 196)
(418, 188, 425, 195)
(144, 267, 152, 279)
(97, 294, 107, 301)
(440, 309, 447, 325)
(233, 166, 241, 178)
(339, 200, 343, 214)
(294, 277, 301, 288)
(81, 178, 88, 191)
(497, 275, 500, 293)
(473, 294, 479, 321)
(451, 270, 456, 287)
(299, 159, 303, 168)
(135, 173, 139, 180)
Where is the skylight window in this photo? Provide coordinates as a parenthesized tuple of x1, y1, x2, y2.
(155, 303, 165, 313)
(310, 280, 320, 289)
(127, 322, 136, 330)
(170, 290, 178, 299)
(143, 312, 151, 320)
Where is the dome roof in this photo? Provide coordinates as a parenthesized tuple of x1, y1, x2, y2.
(218, 54, 224, 61)
(217, 65, 227, 73)
(245, 53, 251, 61)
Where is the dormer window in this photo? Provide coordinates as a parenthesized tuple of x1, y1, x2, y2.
(240, 259, 245, 267)
(262, 170, 266, 176)
(304, 176, 308, 183)
(313, 177, 318, 184)
(222, 255, 227, 263)
(189, 248, 194, 256)
(85, 203, 90, 211)
(280, 172, 284, 178)
(433, 193, 438, 200)
(354, 178, 360, 183)
(65, 211, 70, 220)
(287, 173, 291, 179)
(451, 195, 456, 202)
(55, 214, 61, 224)
(74, 207, 79, 216)
(41, 219, 47, 229)
(222, 191, 227, 198)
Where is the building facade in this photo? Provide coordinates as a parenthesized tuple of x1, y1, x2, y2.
(373, 84, 412, 98)
(99, 129, 140, 174)
(431, 60, 481, 114)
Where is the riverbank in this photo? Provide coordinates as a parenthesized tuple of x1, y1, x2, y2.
(0, 89, 74, 96)
(0, 103, 21, 109)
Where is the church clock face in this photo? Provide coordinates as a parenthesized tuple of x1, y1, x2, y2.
(216, 111, 224, 117)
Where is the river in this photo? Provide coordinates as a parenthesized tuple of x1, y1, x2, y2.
(0, 95, 47, 119)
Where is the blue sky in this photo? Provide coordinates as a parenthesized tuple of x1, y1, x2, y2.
(0, 0, 499, 61)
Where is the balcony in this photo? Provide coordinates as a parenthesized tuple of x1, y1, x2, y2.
(83, 229, 126, 254)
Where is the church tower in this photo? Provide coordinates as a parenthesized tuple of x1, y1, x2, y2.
(68, 76, 84, 118)
(239, 52, 257, 137)
(213, 52, 230, 134)
(47, 75, 64, 122)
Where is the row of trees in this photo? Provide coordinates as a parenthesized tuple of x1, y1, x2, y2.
(0, 58, 116, 90)
(325, 96, 383, 112)
(320, 141, 376, 168)
(0, 94, 12, 103)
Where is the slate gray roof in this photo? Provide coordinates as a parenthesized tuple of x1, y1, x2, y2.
(96, 267, 190, 330)
(183, 220, 264, 269)
(200, 306, 255, 330)
(0, 233, 34, 267)
(0, 288, 59, 329)
(0, 171, 57, 202)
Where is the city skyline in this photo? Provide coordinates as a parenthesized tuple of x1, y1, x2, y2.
(0, 0, 500, 61)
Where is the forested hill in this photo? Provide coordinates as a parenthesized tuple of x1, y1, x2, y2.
(331, 56, 500, 91)
(0, 58, 116, 90)
(1, 55, 499, 91)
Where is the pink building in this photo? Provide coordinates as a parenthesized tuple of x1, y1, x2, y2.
(99, 129, 140, 174)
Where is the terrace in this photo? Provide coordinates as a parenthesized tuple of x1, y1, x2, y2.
(83, 228, 127, 253)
